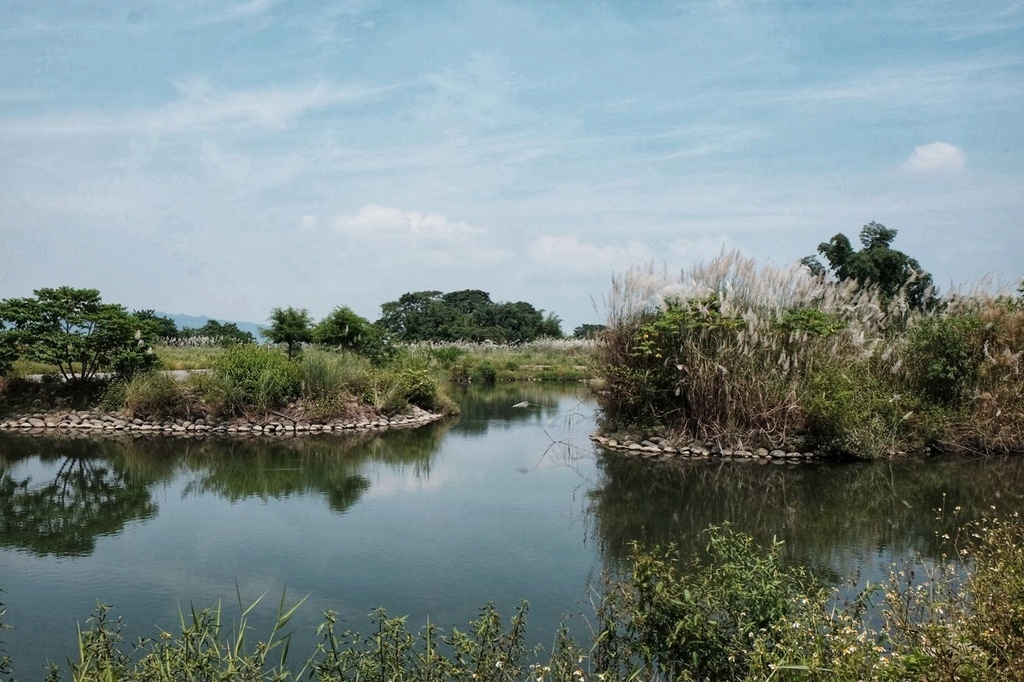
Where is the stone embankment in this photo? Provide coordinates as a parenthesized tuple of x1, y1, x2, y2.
(590, 434, 820, 463)
(0, 406, 444, 438)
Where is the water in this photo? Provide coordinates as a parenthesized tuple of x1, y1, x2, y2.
(2, 383, 1024, 678)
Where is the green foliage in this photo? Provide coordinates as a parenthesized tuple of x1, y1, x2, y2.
(212, 344, 301, 413)
(599, 253, 1024, 457)
(179, 319, 256, 346)
(131, 309, 179, 341)
(597, 525, 821, 680)
(905, 313, 983, 406)
(805, 221, 935, 309)
(801, 362, 921, 456)
(263, 307, 313, 360)
(313, 306, 374, 352)
(105, 372, 190, 419)
(0, 287, 156, 381)
(572, 323, 606, 339)
(473, 361, 497, 384)
(777, 308, 846, 337)
(378, 290, 562, 343)
(0, 327, 16, 377)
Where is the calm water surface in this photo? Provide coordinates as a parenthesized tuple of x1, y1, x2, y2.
(2, 383, 1024, 678)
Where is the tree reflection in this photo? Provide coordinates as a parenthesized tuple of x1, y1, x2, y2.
(451, 383, 585, 436)
(588, 452, 1024, 575)
(0, 448, 157, 557)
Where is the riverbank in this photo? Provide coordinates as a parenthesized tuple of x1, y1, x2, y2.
(0, 404, 445, 438)
(591, 432, 822, 462)
(595, 255, 1024, 460)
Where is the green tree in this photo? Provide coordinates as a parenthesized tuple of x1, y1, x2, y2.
(378, 291, 445, 341)
(181, 320, 255, 346)
(0, 287, 154, 380)
(0, 320, 16, 376)
(573, 323, 607, 339)
(803, 222, 935, 308)
(132, 309, 179, 342)
(313, 306, 373, 351)
(262, 307, 312, 360)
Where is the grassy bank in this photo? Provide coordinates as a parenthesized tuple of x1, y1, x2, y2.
(0, 345, 458, 424)
(596, 253, 1024, 459)
(3, 515, 1023, 681)
(408, 339, 596, 383)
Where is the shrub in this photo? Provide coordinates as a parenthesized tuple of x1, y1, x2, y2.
(105, 372, 189, 419)
(212, 345, 301, 413)
(905, 313, 983, 406)
(300, 348, 371, 404)
(596, 525, 823, 680)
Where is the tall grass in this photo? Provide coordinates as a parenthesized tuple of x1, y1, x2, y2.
(598, 252, 1024, 457)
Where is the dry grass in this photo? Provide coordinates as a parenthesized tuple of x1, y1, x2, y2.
(597, 251, 1024, 457)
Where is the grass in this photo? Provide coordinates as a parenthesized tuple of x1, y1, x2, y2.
(6, 515, 1024, 681)
(596, 252, 1024, 458)
(406, 339, 597, 383)
(153, 344, 225, 371)
(90, 345, 459, 423)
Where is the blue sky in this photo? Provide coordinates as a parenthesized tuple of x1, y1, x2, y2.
(1, 0, 1021, 330)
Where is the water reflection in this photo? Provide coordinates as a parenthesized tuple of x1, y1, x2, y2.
(0, 421, 452, 556)
(588, 452, 1024, 576)
(450, 383, 577, 435)
(0, 439, 160, 557)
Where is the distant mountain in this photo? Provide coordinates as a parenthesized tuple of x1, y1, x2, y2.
(156, 312, 266, 340)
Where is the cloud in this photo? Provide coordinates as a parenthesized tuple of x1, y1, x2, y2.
(527, 235, 654, 273)
(901, 142, 967, 173)
(299, 215, 319, 232)
(0, 79, 392, 136)
(332, 204, 487, 241)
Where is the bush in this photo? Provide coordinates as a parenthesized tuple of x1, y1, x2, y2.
(212, 345, 301, 413)
(105, 372, 189, 419)
(300, 348, 371, 404)
(597, 254, 1024, 456)
(905, 313, 983, 406)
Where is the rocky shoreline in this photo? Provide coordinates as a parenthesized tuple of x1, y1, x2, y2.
(590, 433, 822, 463)
(0, 406, 445, 439)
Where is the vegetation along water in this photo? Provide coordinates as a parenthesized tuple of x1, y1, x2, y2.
(2, 223, 1024, 679)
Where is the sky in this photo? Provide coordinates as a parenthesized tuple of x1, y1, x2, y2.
(1, 0, 1022, 332)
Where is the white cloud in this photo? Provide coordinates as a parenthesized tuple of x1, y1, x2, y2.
(300, 215, 318, 232)
(0, 79, 392, 136)
(527, 235, 654, 273)
(333, 204, 487, 241)
(901, 141, 967, 173)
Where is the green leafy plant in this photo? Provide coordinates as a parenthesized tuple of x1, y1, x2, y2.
(0, 287, 155, 381)
(263, 307, 313, 360)
(212, 344, 301, 413)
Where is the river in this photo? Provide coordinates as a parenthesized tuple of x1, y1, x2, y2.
(2, 383, 1024, 678)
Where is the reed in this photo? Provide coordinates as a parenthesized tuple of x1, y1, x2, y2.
(597, 251, 1024, 457)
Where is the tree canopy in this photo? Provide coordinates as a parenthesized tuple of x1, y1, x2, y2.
(802, 222, 935, 308)
(0, 287, 155, 380)
(313, 306, 374, 351)
(180, 319, 255, 346)
(377, 289, 562, 342)
(262, 306, 313, 359)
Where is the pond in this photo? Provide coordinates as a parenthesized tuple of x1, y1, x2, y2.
(2, 383, 1024, 678)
